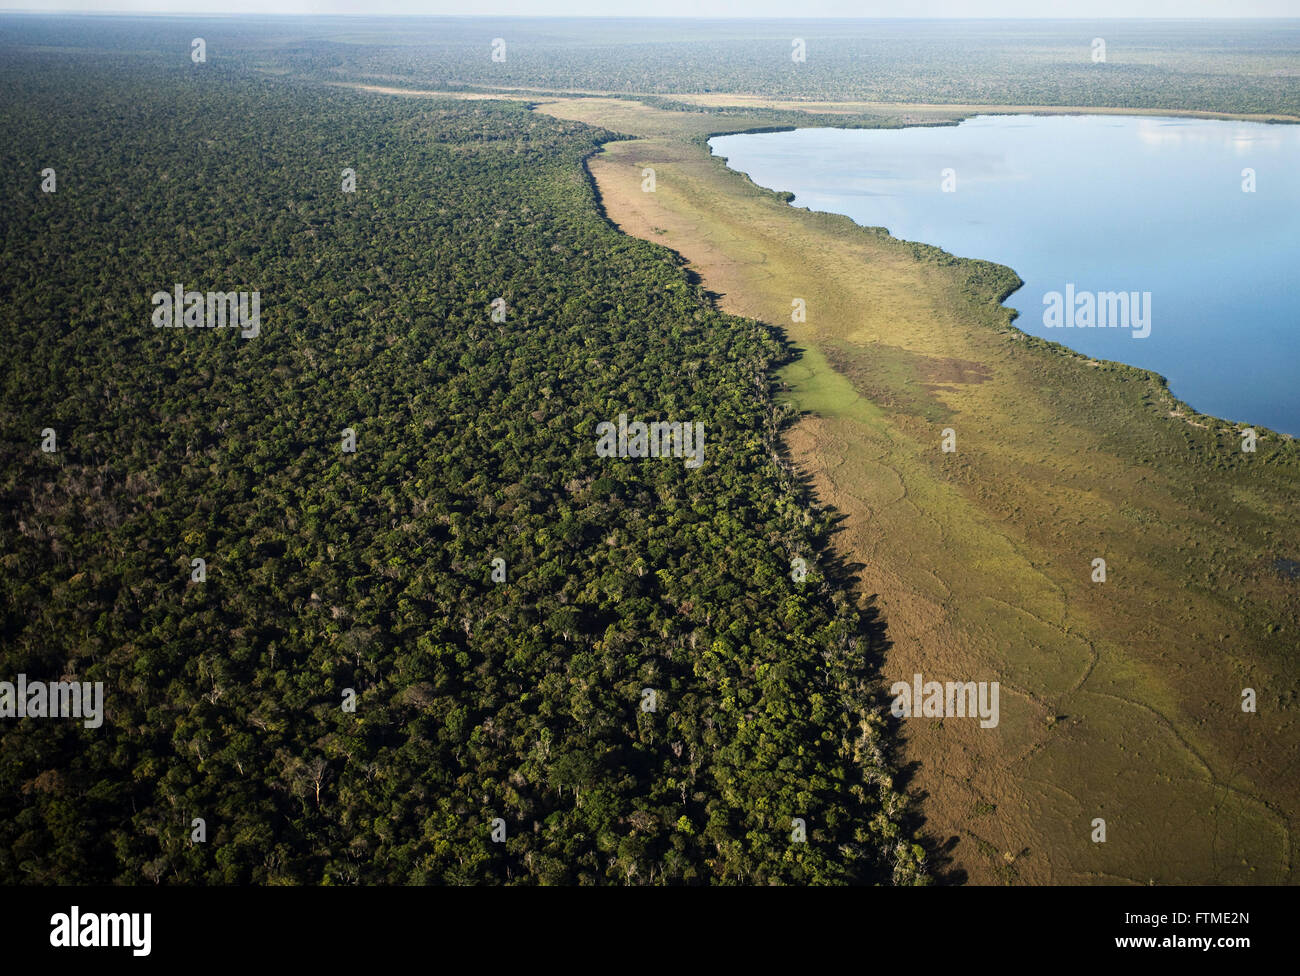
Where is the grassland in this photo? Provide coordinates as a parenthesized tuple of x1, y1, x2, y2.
(518, 94, 1300, 885)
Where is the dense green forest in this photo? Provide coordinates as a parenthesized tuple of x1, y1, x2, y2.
(11, 15, 1295, 116)
(0, 38, 925, 884)
(325, 18, 1300, 118)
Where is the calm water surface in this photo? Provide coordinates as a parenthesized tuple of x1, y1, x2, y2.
(710, 116, 1300, 434)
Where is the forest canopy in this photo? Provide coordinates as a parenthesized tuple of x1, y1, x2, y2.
(0, 27, 925, 885)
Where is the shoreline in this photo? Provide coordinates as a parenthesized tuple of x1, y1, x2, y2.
(704, 119, 1298, 442)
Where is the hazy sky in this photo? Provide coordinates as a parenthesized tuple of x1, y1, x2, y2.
(4, 1, 1298, 16)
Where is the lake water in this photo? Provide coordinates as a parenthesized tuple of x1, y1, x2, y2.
(710, 116, 1300, 435)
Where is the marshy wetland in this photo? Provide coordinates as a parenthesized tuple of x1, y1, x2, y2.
(710, 115, 1300, 435)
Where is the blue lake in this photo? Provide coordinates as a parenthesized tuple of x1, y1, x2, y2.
(710, 116, 1300, 435)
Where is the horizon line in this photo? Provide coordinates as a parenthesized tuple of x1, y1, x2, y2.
(3, 10, 1298, 19)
